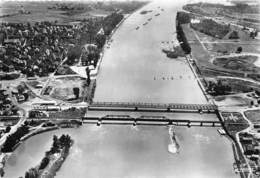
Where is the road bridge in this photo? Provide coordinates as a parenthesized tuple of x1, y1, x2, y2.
(82, 114, 222, 127)
(88, 102, 218, 113)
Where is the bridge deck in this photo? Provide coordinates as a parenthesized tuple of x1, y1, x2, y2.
(89, 102, 217, 113)
(83, 115, 222, 127)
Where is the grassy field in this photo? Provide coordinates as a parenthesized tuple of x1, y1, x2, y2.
(244, 110, 260, 123)
(206, 42, 260, 54)
(213, 55, 259, 73)
(182, 24, 213, 68)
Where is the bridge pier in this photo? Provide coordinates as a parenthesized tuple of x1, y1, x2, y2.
(212, 122, 215, 127)
(134, 107, 138, 111)
(187, 121, 191, 128)
(133, 119, 137, 126)
(200, 122, 203, 127)
(97, 119, 102, 126)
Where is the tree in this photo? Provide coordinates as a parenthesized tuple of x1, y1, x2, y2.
(87, 77, 91, 86)
(67, 46, 82, 65)
(5, 126, 11, 133)
(236, 46, 242, 53)
(23, 92, 29, 101)
(85, 67, 90, 78)
(176, 11, 191, 25)
(17, 84, 25, 94)
(95, 34, 106, 49)
(73, 87, 80, 99)
(39, 157, 49, 170)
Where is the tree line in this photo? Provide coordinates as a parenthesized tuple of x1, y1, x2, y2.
(1, 124, 30, 153)
(24, 134, 73, 178)
(176, 11, 191, 55)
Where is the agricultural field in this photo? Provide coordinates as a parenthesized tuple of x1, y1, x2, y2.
(0, 1, 148, 24)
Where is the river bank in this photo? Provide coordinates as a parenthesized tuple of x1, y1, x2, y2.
(84, 14, 131, 103)
(0, 120, 81, 177)
(22, 134, 73, 178)
(91, 3, 147, 79)
(86, 9, 142, 103)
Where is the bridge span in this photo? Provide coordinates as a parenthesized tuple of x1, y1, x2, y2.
(88, 102, 218, 113)
(83, 115, 222, 127)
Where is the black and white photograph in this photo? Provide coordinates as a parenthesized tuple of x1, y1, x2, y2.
(0, 0, 260, 177)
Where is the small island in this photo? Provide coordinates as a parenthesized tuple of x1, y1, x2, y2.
(22, 134, 73, 178)
(168, 126, 180, 154)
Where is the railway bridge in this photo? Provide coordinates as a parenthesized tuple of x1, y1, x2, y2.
(83, 115, 222, 127)
(88, 102, 218, 113)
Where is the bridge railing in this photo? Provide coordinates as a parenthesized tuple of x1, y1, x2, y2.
(83, 115, 222, 127)
(90, 101, 218, 110)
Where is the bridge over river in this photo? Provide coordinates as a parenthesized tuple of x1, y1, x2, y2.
(83, 114, 222, 127)
(88, 101, 218, 113)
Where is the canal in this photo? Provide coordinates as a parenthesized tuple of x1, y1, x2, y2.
(4, 1, 238, 178)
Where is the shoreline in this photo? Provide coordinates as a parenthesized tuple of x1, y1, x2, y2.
(185, 55, 212, 103)
(90, 12, 135, 79)
(90, 2, 150, 79)
(0, 122, 81, 177)
(21, 135, 74, 178)
(37, 140, 74, 178)
(87, 8, 144, 103)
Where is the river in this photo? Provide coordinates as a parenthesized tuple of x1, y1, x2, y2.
(94, 0, 206, 104)
(4, 1, 238, 178)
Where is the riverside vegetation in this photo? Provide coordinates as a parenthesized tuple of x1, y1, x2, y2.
(23, 134, 73, 178)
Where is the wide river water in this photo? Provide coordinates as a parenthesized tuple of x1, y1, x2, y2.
(4, 1, 239, 178)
